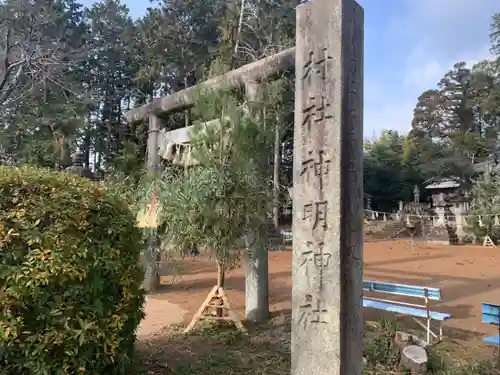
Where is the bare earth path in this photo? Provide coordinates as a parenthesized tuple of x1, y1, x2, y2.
(137, 296, 187, 339)
(138, 240, 500, 349)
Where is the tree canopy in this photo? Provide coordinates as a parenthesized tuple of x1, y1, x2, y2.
(2, 0, 500, 212)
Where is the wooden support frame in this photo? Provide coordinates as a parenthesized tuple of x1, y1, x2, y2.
(184, 285, 247, 334)
(483, 235, 496, 247)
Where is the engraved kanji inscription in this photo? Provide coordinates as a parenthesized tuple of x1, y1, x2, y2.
(302, 48, 332, 83)
(299, 241, 332, 288)
(302, 201, 328, 230)
(300, 150, 331, 190)
(298, 294, 328, 329)
(301, 94, 333, 136)
(302, 203, 312, 221)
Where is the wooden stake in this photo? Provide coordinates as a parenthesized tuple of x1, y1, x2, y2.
(184, 285, 218, 333)
(219, 287, 246, 332)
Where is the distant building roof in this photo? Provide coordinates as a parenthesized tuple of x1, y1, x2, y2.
(424, 177, 461, 190)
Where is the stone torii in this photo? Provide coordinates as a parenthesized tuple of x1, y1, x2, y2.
(125, 48, 296, 325)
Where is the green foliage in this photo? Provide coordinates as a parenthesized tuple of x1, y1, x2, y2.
(364, 318, 400, 368)
(363, 319, 500, 375)
(363, 130, 423, 211)
(0, 167, 145, 375)
(408, 34, 500, 181)
(2, 92, 90, 169)
(5, 0, 500, 230)
(101, 169, 148, 214)
(466, 172, 500, 242)
(364, 332, 398, 367)
(154, 87, 274, 267)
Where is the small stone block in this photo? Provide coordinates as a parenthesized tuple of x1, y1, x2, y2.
(400, 345, 428, 375)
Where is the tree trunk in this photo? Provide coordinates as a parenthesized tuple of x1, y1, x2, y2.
(142, 230, 161, 292)
(216, 259, 225, 287)
(273, 122, 280, 231)
(59, 140, 70, 168)
(216, 259, 225, 317)
(82, 127, 91, 168)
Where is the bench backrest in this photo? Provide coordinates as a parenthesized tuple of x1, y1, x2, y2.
(482, 303, 500, 325)
(363, 280, 443, 301)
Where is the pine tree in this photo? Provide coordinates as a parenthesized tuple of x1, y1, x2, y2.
(152, 86, 274, 286)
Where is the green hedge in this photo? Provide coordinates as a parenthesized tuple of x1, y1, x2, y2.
(0, 167, 145, 375)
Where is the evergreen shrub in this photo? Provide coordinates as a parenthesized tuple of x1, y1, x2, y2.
(0, 167, 144, 375)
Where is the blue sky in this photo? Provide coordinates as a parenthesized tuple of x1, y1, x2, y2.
(82, 0, 500, 137)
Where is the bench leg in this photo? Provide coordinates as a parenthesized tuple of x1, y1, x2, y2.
(413, 318, 438, 345)
(439, 322, 443, 341)
(426, 318, 431, 344)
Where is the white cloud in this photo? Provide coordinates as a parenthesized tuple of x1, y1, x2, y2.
(403, 51, 442, 90)
(403, 43, 492, 93)
(365, 0, 500, 136)
(398, 0, 497, 88)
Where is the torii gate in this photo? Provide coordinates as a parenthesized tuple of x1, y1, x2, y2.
(124, 0, 364, 373)
(126, 48, 296, 325)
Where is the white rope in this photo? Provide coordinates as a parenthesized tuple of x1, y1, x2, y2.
(364, 208, 500, 221)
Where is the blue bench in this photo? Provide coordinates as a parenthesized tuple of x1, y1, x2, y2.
(363, 280, 452, 344)
(481, 302, 500, 346)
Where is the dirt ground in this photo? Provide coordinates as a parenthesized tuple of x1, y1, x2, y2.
(141, 240, 500, 348)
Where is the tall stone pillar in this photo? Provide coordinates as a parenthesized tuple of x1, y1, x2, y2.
(292, 0, 364, 374)
(244, 80, 270, 323)
(142, 114, 162, 292)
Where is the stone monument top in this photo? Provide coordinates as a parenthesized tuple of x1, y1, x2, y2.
(64, 152, 94, 180)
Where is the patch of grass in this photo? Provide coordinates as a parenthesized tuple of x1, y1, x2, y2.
(430, 359, 500, 375)
(363, 318, 500, 375)
(135, 315, 500, 375)
(364, 331, 399, 367)
(363, 318, 400, 373)
(135, 314, 291, 375)
(426, 346, 448, 374)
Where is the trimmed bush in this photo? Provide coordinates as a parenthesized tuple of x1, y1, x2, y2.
(0, 167, 145, 375)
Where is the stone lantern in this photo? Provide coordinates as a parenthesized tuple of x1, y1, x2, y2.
(63, 152, 94, 180)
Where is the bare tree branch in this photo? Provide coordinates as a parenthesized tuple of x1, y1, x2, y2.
(0, 0, 87, 119)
